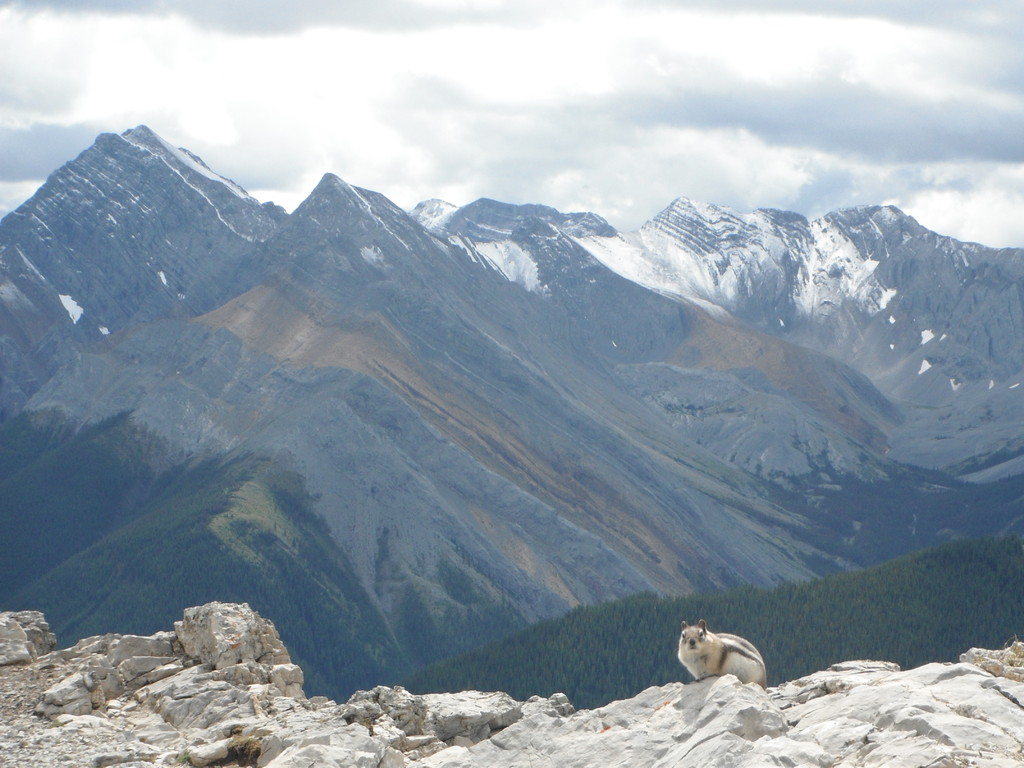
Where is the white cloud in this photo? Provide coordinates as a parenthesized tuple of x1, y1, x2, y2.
(0, 180, 43, 216)
(0, 2, 1022, 247)
(897, 163, 1024, 248)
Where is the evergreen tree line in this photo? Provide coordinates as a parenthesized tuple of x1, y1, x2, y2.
(403, 535, 1024, 709)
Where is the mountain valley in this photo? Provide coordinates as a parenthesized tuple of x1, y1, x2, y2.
(2, 126, 1023, 698)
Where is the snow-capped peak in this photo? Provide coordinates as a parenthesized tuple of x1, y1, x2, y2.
(574, 197, 897, 320)
(410, 198, 458, 236)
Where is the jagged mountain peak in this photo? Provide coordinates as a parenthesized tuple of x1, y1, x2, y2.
(118, 125, 255, 203)
(285, 173, 457, 272)
(436, 197, 616, 242)
(646, 196, 811, 253)
(295, 173, 418, 234)
(0, 125, 286, 411)
(410, 198, 459, 235)
(580, 196, 941, 331)
(822, 202, 911, 227)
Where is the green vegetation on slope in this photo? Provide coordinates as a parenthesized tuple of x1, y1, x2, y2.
(403, 536, 1024, 709)
(1, 410, 524, 699)
(11, 450, 409, 695)
(0, 411, 160, 595)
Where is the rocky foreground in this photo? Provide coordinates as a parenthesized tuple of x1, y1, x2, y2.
(2, 604, 1023, 767)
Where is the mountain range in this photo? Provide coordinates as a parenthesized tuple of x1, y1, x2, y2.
(2, 126, 1023, 696)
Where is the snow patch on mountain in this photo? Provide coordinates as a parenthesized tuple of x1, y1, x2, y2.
(574, 231, 679, 296)
(472, 240, 544, 293)
(574, 198, 897, 321)
(58, 294, 83, 323)
(411, 199, 459, 235)
(360, 245, 386, 266)
(800, 217, 889, 316)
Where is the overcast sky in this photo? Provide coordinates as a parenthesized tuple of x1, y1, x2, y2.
(2, 0, 1023, 246)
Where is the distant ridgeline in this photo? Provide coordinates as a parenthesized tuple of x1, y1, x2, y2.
(403, 536, 1024, 709)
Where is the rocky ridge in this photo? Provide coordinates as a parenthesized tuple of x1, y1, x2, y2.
(2, 603, 1024, 767)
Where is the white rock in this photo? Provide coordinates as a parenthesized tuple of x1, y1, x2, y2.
(36, 670, 104, 717)
(0, 614, 33, 666)
(106, 633, 175, 666)
(186, 737, 232, 767)
(962, 642, 1024, 683)
(270, 663, 304, 698)
(175, 602, 291, 670)
(258, 721, 393, 768)
(116, 655, 179, 689)
(422, 676, 802, 768)
(0, 611, 56, 665)
(261, 741, 383, 768)
(132, 715, 183, 747)
(422, 690, 522, 743)
(781, 662, 1024, 766)
(7, 605, 1024, 768)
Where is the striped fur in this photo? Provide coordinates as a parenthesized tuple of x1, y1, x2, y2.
(677, 619, 767, 688)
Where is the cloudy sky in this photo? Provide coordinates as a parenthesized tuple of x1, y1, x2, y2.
(2, 0, 1023, 246)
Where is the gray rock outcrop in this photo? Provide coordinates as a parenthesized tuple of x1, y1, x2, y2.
(424, 660, 1024, 768)
(961, 640, 1024, 683)
(0, 610, 56, 666)
(2, 603, 1024, 767)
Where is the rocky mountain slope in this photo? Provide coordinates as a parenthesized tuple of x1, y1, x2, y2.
(3, 127, 1024, 694)
(2, 603, 1023, 767)
(575, 198, 1024, 476)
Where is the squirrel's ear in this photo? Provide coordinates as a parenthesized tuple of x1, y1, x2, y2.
(681, 621, 689, 630)
(697, 619, 707, 631)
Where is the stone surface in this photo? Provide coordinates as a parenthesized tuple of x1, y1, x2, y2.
(0, 611, 56, 666)
(0, 614, 32, 667)
(423, 661, 1024, 768)
(962, 640, 1024, 683)
(421, 690, 522, 743)
(3, 605, 1024, 767)
(175, 602, 291, 670)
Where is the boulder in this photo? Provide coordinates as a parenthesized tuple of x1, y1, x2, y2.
(35, 657, 124, 718)
(106, 632, 176, 666)
(421, 690, 523, 744)
(35, 671, 102, 717)
(339, 685, 427, 736)
(116, 656, 182, 690)
(0, 614, 33, 667)
(421, 663, 1024, 768)
(186, 736, 232, 767)
(421, 676, 798, 768)
(135, 664, 259, 731)
(0, 610, 56, 666)
(777, 661, 1024, 766)
(175, 602, 291, 670)
(962, 641, 1024, 683)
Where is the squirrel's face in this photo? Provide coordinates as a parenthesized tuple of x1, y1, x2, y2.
(680, 621, 707, 650)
